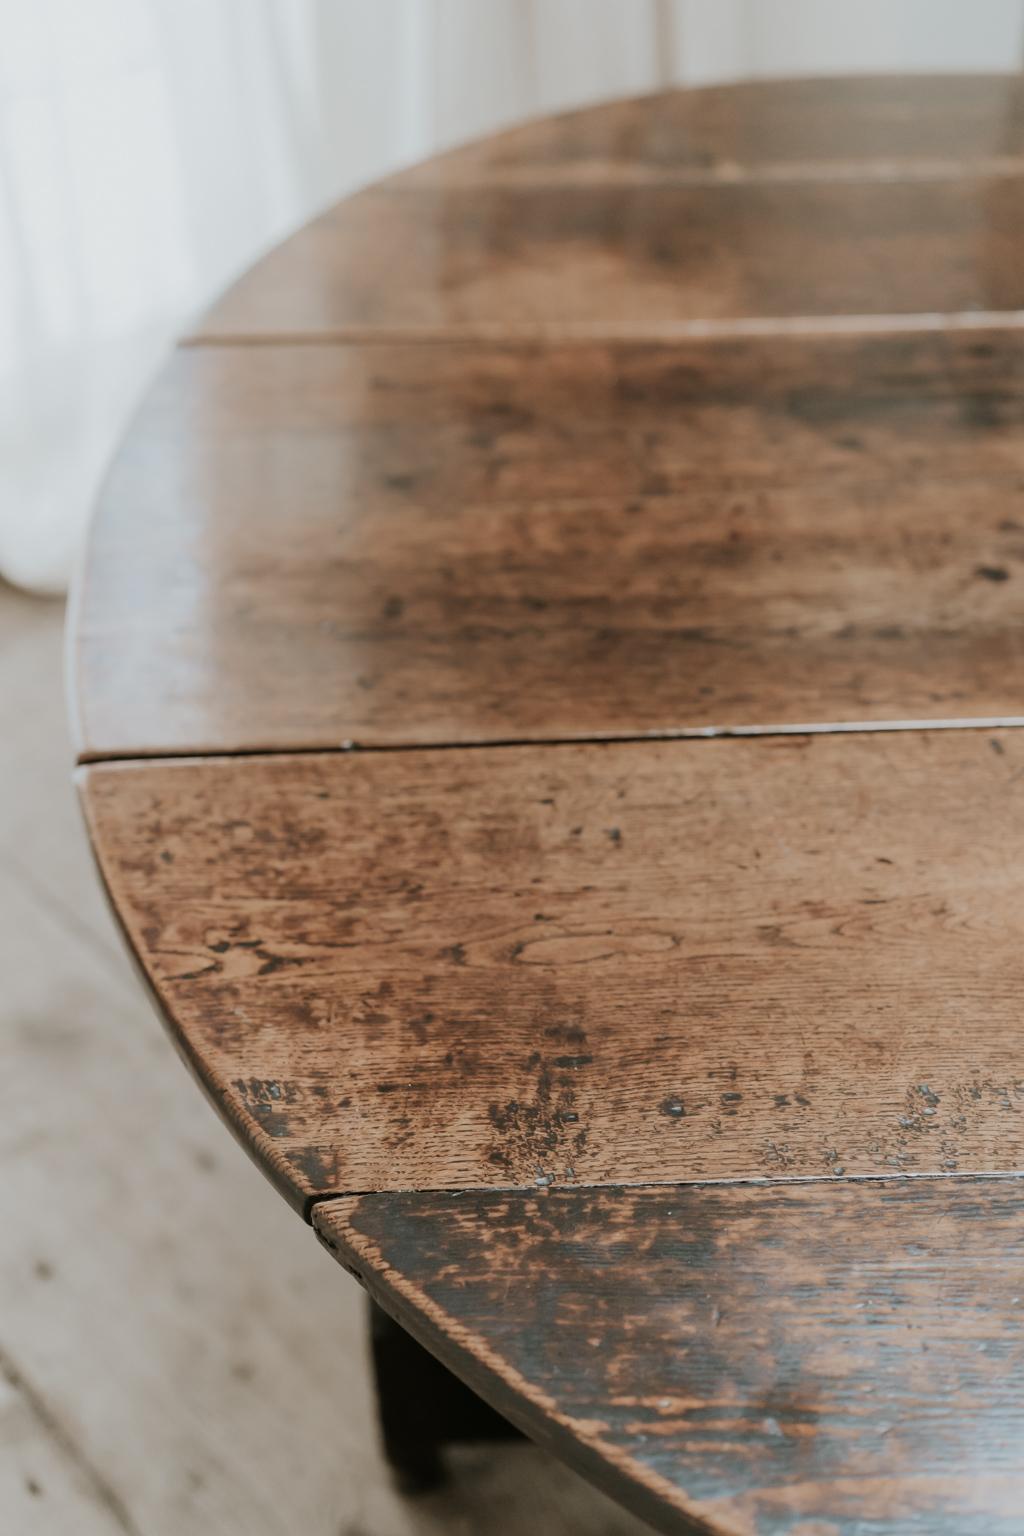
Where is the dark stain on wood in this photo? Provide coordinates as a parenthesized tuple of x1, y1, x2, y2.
(316, 1177, 1024, 1535)
(78, 728, 1024, 1208)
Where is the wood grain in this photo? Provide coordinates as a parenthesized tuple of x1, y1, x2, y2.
(79, 729, 1024, 1211)
(316, 1177, 1024, 1536)
(195, 175, 1024, 341)
(194, 76, 1024, 339)
(74, 329, 1024, 759)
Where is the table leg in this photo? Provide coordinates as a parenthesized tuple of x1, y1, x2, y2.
(368, 1299, 522, 1492)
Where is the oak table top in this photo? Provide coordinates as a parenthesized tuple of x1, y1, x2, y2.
(73, 77, 1024, 1535)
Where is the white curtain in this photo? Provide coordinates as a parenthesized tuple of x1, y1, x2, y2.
(3, 0, 1024, 592)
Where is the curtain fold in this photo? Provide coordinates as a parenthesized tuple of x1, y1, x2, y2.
(3, 0, 1023, 591)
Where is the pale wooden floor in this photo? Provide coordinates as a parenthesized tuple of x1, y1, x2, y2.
(0, 582, 652, 1536)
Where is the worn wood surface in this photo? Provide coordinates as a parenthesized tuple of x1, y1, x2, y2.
(79, 729, 1024, 1211)
(196, 174, 1024, 339)
(72, 76, 1024, 1535)
(316, 1178, 1024, 1536)
(74, 328, 1024, 758)
(195, 76, 1024, 340)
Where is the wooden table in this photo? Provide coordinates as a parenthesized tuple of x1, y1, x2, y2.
(72, 77, 1024, 1534)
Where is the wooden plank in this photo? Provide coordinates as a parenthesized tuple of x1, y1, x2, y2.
(80, 729, 1024, 1211)
(194, 76, 1024, 340)
(194, 173, 1024, 341)
(316, 1177, 1024, 1536)
(74, 330, 1024, 759)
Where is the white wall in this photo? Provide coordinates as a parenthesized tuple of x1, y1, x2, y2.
(419, 0, 1024, 145)
(671, 0, 1024, 83)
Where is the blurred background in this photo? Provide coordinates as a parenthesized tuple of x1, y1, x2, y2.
(6, 0, 1024, 591)
(3, 3, 1024, 1532)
